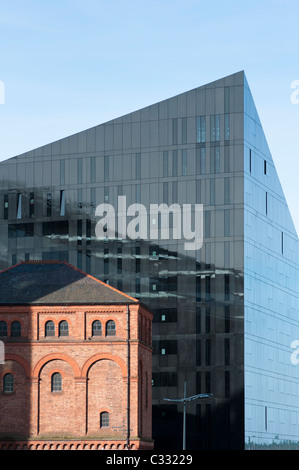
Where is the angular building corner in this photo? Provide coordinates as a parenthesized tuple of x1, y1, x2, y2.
(0, 70, 298, 450)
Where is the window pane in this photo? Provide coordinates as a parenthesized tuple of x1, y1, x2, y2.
(45, 321, 55, 337)
(3, 373, 14, 393)
(11, 321, 21, 337)
(211, 115, 220, 141)
(60, 160, 65, 185)
(59, 320, 69, 336)
(92, 320, 102, 336)
(100, 411, 109, 428)
(104, 155, 109, 182)
(196, 116, 206, 143)
(77, 158, 83, 184)
(91, 157, 96, 183)
(182, 117, 187, 144)
(29, 192, 34, 218)
(136, 153, 141, 179)
(4, 194, 8, 220)
(182, 149, 187, 176)
(17, 193, 22, 219)
(0, 321, 7, 336)
(106, 320, 116, 336)
(51, 372, 62, 392)
(60, 190, 65, 216)
(163, 151, 168, 177)
(47, 193, 52, 217)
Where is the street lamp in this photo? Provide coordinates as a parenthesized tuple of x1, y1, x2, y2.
(164, 381, 213, 450)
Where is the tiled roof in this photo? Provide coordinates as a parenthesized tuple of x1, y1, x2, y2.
(0, 261, 139, 305)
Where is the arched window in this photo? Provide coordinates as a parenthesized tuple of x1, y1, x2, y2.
(92, 320, 102, 336)
(59, 320, 69, 337)
(0, 321, 7, 337)
(100, 411, 110, 428)
(106, 320, 116, 336)
(51, 372, 62, 392)
(11, 321, 21, 337)
(45, 321, 55, 337)
(3, 373, 14, 393)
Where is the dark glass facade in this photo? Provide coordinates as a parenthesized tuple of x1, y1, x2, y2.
(0, 71, 298, 449)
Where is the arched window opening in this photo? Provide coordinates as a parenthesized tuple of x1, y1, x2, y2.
(100, 411, 110, 428)
(92, 320, 102, 336)
(11, 321, 21, 337)
(3, 373, 14, 393)
(106, 320, 116, 336)
(59, 320, 69, 337)
(0, 321, 7, 337)
(51, 372, 62, 392)
(45, 321, 55, 337)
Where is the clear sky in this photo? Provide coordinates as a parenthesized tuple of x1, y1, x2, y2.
(0, 0, 298, 233)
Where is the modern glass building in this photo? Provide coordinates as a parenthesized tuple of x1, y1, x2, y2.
(0, 71, 298, 450)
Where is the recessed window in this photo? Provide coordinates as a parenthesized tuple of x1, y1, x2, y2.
(210, 114, 220, 142)
(3, 373, 14, 393)
(51, 372, 62, 392)
(46, 193, 52, 217)
(29, 192, 34, 218)
(59, 320, 69, 337)
(16, 193, 22, 219)
(106, 320, 116, 336)
(0, 321, 7, 337)
(92, 320, 102, 337)
(100, 411, 110, 428)
(60, 190, 65, 216)
(264, 160, 267, 175)
(45, 320, 55, 337)
(196, 116, 206, 143)
(4, 194, 8, 220)
(11, 321, 21, 337)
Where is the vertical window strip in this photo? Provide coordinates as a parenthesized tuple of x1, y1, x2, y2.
(17, 193, 22, 219)
(196, 116, 206, 143)
(4, 194, 8, 220)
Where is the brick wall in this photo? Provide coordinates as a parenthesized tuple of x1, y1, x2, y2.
(0, 303, 153, 450)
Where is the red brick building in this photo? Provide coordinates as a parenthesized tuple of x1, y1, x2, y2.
(0, 261, 153, 450)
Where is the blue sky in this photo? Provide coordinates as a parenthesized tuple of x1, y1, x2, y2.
(0, 0, 298, 232)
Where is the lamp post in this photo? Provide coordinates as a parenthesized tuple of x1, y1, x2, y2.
(164, 381, 212, 450)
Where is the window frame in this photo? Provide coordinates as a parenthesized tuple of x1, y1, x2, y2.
(45, 320, 55, 337)
(51, 372, 62, 392)
(100, 411, 110, 428)
(0, 321, 7, 337)
(58, 320, 69, 337)
(106, 320, 116, 337)
(11, 321, 21, 337)
(92, 320, 102, 337)
(3, 373, 14, 393)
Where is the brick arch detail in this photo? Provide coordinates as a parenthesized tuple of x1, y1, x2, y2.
(32, 353, 81, 378)
(81, 353, 127, 378)
(3, 353, 31, 377)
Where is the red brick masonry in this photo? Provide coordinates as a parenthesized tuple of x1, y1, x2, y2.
(0, 301, 153, 450)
